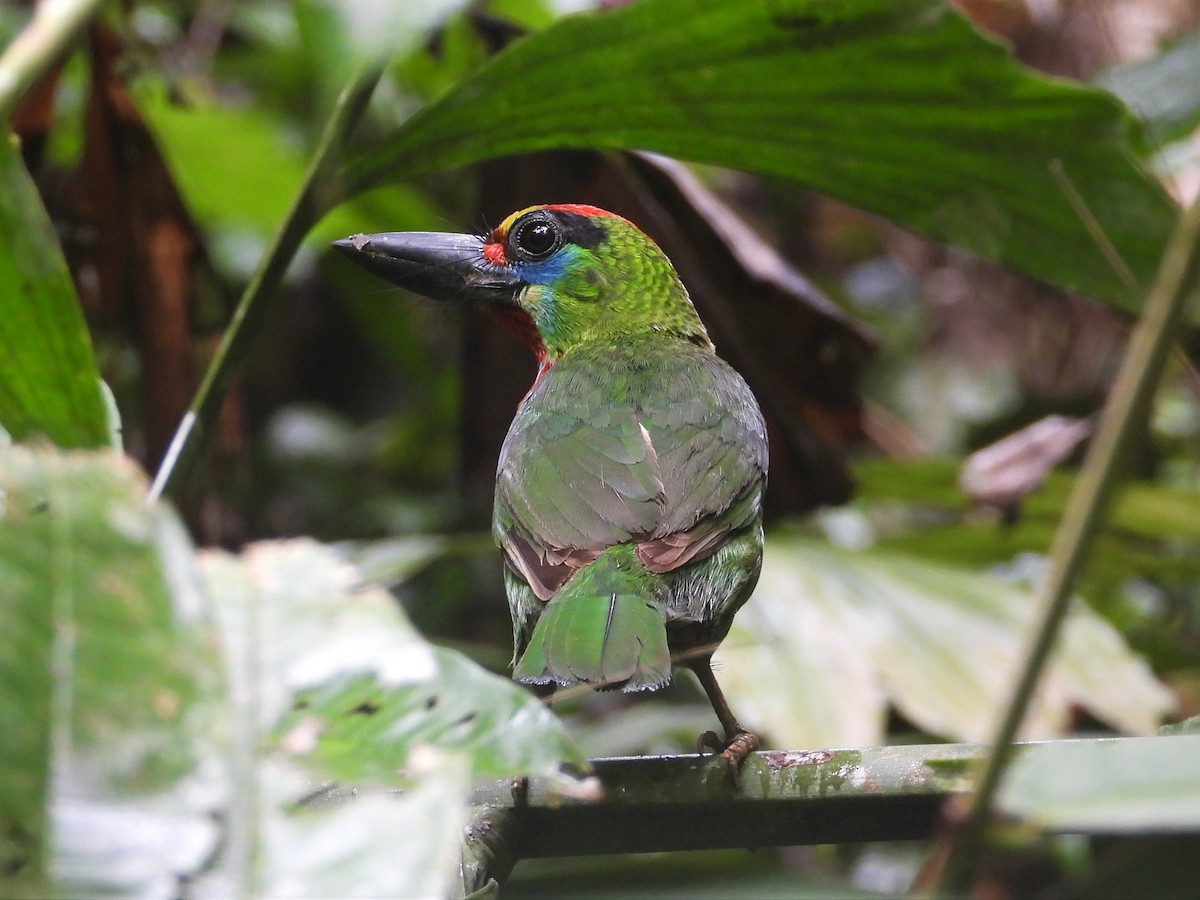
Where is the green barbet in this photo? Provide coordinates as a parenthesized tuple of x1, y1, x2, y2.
(334, 204, 767, 765)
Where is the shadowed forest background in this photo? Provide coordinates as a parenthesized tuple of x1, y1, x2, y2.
(2, 0, 1200, 896)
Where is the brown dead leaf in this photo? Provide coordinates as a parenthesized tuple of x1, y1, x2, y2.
(62, 25, 230, 468)
(960, 414, 1094, 515)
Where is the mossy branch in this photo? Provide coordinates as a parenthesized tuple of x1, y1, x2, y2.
(454, 737, 1190, 895)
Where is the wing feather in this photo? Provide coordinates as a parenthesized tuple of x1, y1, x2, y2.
(495, 339, 766, 603)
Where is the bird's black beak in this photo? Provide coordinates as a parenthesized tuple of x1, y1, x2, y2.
(332, 232, 522, 303)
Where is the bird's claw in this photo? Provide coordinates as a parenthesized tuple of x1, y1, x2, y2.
(696, 729, 760, 771)
(696, 730, 725, 755)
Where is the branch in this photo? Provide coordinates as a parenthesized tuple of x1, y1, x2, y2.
(455, 742, 978, 896)
(455, 735, 1195, 895)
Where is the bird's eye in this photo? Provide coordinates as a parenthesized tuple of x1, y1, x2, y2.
(511, 216, 561, 261)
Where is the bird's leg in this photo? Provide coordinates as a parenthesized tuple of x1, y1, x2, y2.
(688, 656, 759, 769)
(512, 682, 557, 804)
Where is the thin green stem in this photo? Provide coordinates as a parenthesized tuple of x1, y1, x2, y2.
(1048, 159, 1140, 300)
(0, 0, 109, 122)
(149, 60, 385, 501)
(937, 193, 1200, 892)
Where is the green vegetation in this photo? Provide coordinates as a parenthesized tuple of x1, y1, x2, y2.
(2, 0, 1198, 895)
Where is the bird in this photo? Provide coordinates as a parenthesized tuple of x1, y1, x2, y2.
(333, 204, 768, 766)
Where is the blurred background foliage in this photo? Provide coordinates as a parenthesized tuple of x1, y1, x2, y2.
(3, 0, 1200, 896)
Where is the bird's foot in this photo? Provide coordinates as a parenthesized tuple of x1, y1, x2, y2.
(697, 730, 725, 755)
(510, 776, 530, 807)
(696, 729, 760, 770)
(721, 730, 760, 768)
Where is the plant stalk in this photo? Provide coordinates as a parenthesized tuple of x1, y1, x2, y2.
(935, 193, 1200, 892)
(149, 60, 384, 501)
(0, 0, 108, 122)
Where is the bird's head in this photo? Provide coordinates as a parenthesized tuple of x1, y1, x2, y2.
(333, 204, 711, 363)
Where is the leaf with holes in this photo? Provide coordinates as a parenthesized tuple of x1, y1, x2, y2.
(276, 648, 578, 784)
(199, 539, 582, 787)
(197, 538, 581, 894)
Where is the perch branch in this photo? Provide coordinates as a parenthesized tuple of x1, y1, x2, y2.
(455, 737, 1190, 896)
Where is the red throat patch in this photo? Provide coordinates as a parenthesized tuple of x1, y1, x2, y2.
(494, 306, 548, 366)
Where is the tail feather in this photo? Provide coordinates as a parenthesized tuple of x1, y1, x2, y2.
(514, 546, 671, 693)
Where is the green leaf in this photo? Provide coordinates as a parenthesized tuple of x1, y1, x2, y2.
(0, 448, 575, 895)
(293, 0, 470, 85)
(339, 534, 452, 587)
(1096, 32, 1200, 146)
(0, 446, 221, 896)
(278, 647, 580, 783)
(856, 458, 1200, 543)
(252, 758, 469, 899)
(197, 538, 581, 894)
(852, 458, 1200, 574)
(199, 538, 582, 784)
(0, 137, 108, 448)
(139, 92, 441, 254)
(718, 538, 1173, 749)
(998, 736, 1200, 831)
(853, 457, 969, 507)
(342, 0, 1175, 308)
(1159, 714, 1200, 737)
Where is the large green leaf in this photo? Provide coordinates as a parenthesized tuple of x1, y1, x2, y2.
(0, 447, 579, 896)
(139, 93, 443, 255)
(198, 538, 581, 894)
(848, 458, 1200, 595)
(998, 736, 1200, 831)
(1096, 32, 1200, 147)
(250, 758, 470, 899)
(0, 446, 220, 896)
(0, 138, 108, 448)
(341, 0, 1175, 308)
(199, 536, 582, 780)
(718, 538, 1173, 749)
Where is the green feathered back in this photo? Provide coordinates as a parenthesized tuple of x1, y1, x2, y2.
(496, 335, 767, 692)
